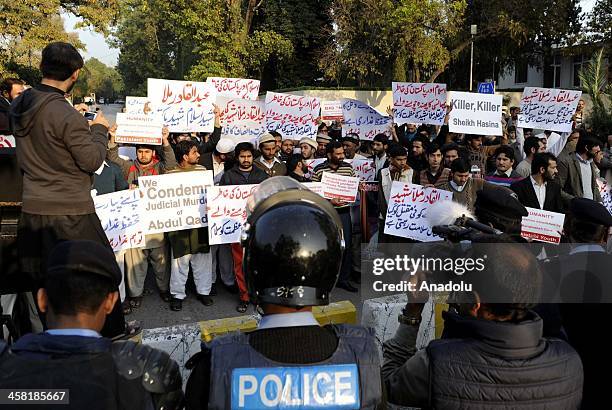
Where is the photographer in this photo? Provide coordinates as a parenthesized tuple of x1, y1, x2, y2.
(382, 242, 583, 408)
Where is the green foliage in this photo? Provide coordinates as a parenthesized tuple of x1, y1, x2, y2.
(73, 58, 124, 100)
(579, 49, 612, 138)
(587, 0, 612, 47)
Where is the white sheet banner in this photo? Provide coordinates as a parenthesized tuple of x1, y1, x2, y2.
(139, 171, 214, 234)
(321, 100, 344, 121)
(125, 96, 153, 115)
(207, 185, 258, 245)
(94, 189, 145, 252)
(392, 82, 447, 126)
(217, 96, 266, 145)
(347, 158, 376, 182)
(302, 182, 324, 197)
(521, 207, 565, 244)
(321, 172, 360, 202)
(342, 99, 391, 141)
(517, 87, 582, 133)
(448, 91, 503, 136)
(384, 183, 453, 242)
(597, 178, 612, 216)
(207, 77, 260, 100)
(265, 92, 320, 139)
(147, 78, 217, 133)
(115, 113, 163, 145)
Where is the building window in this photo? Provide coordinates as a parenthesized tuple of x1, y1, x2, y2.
(514, 61, 528, 84)
(552, 54, 561, 88)
(573, 55, 586, 88)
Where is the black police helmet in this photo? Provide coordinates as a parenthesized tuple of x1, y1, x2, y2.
(242, 177, 345, 307)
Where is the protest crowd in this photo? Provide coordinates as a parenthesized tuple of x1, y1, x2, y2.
(0, 41, 611, 409)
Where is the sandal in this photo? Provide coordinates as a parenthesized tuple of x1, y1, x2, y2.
(236, 301, 249, 313)
(129, 297, 142, 309)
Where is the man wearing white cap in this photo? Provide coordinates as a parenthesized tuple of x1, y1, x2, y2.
(199, 138, 235, 184)
(254, 133, 287, 177)
(299, 137, 317, 161)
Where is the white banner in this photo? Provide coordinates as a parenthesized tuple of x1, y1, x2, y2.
(265, 92, 320, 139)
(302, 182, 324, 197)
(321, 172, 360, 202)
(207, 185, 258, 245)
(216, 96, 266, 145)
(384, 183, 453, 242)
(597, 178, 612, 216)
(0, 135, 15, 148)
(207, 77, 260, 100)
(304, 158, 326, 180)
(392, 82, 447, 126)
(321, 100, 344, 122)
(147, 78, 217, 133)
(94, 189, 145, 252)
(517, 87, 582, 133)
(348, 158, 376, 182)
(341, 99, 391, 141)
(448, 91, 503, 136)
(521, 207, 565, 244)
(139, 171, 214, 234)
(125, 96, 153, 115)
(115, 113, 163, 145)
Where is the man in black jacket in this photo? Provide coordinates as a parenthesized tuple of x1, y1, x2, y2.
(383, 242, 583, 408)
(511, 152, 564, 213)
(220, 142, 268, 312)
(0, 77, 25, 136)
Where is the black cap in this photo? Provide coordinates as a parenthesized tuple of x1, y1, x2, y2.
(475, 188, 528, 220)
(569, 198, 612, 227)
(47, 240, 121, 288)
(342, 134, 360, 145)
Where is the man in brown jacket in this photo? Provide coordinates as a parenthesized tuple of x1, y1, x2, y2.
(10, 42, 126, 338)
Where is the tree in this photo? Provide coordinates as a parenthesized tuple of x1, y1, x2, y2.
(0, 0, 119, 81)
(321, 0, 467, 87)
(579, 49, 612, 138)
(587, 0, 612, 48)
(73, 58, 123, 101)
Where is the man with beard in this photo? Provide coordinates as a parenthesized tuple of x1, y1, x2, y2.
(408, 134, 429, 172)
(315, 133, 332, 158)
(0, 78, 25, 135)
(371, 133, 389, 174)
(254, 133, 287, 177)
(278, 137, 294, 162)
(557, 134, 602, 204)
(9, 42, 128, 338)
(299, 137, 317, 161)
(342, 133, 367, 160)
(220, 142, 268, 313)
(511, 153, 564, 213)
(416, 143, 451, 188)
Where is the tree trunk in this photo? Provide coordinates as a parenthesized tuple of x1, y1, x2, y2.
(243, 0, 261, 41)
(428, 37, 478, 82)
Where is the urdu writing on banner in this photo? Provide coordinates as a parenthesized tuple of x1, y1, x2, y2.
(216, 96, 266, 145)
(392, 82, 447, 126)
(517, 87, 582, 133)
(384, 182, 453, 242)
(125, 96, 153, 115)
(94, 189, 145, 252)
(341, 99, 391, 141)
(265, 92, 320, 139)
(206, 77, 260, 100)
(207, 185, 258, 245)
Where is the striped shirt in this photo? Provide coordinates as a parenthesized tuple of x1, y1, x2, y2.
(310, 160, 355, 181)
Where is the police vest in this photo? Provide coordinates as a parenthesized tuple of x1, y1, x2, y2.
(0, 340, 184, 410)
(207, 324, 382, 409)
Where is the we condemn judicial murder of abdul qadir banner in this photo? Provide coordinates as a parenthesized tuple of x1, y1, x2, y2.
(139, 171, 214, 235)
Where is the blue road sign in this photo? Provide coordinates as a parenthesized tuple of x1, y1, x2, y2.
(478, 82, 495, 94)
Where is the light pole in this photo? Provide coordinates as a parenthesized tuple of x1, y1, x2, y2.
(469, 24, 477, 91)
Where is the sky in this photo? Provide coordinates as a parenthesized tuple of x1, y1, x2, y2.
(63, 0, 598, 68)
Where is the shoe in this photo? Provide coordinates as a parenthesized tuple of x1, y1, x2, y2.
(111, 320, 142, 341)
(224, 283, 239, 294)
(170, 297, 183, 311)
(210, 283, 218, 296)
(197, 294, 214, 306)
(159, 291, 171, 303)
(129, 297, 142, 309)
(236, 301, 249, 313)
(336, 281, 358, 293)
(121, 301, 132, 315)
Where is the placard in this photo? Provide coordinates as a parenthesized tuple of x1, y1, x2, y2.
(304, 158, 327, 180)
(448, 91, 503, 136)
(147, 78, 217, 133)
(517, 87, 582, 133)
(342, 99, 391, 141)
(207, 77, 259, 100)
(597, 178, 612, 216)
(348, 158, 376, 182)
(384, 182, 453, 242)
(139, 171, 214, 234)
(302, 182, 324, 197)
(521, 207, 565, 244)
(125, 96, 153, 115)
(207, 185, 258, 245)
(321, 172, 360, 202)
(321, 100, 344, 121)
(216, 96, 266, 145)
(0, 135, 15, 148)
(94, 189, 145, 252)
(115, 113, 163, 145)
(265, 92, 320, 139)
(392, 82, 447, 126)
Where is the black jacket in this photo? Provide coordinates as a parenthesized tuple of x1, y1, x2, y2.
(219, 165, 269, 186)
(510, 177, 564, 213)
(0, 97, 10, 135)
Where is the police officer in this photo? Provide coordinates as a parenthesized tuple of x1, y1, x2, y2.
(185, 177, 382, 409)
(0, 240, 184, 410)
(549, 198, 612, 408)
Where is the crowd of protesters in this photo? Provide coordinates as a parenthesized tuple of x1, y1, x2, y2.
(1, 41, 612, 409)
